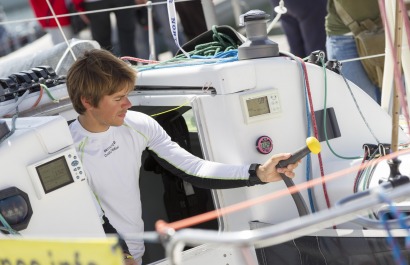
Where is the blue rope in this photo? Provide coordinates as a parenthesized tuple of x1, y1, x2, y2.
(303, 71, 316, 213)
(378, 192, 410, 265)
(137, 50, 239, 72)
(281, 52, 316, 213)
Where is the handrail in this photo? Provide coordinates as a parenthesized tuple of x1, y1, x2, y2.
(159, 182, 410, 265)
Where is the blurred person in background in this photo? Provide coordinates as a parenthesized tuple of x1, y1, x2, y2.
(175, 0, 207, 41)
(134, 0, 186, 59)
(270, 0, 327, 58)
(73, 0, 138, 57)
(325, 0, 381, 104)
(29, 0, 74, 45)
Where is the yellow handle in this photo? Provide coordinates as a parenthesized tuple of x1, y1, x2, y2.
(306, 136, 321, 154)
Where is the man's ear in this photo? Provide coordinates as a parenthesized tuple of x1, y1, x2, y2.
(80, 96, 93, 110)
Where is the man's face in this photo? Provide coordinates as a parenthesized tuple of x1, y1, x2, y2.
(85, 86, 132, 132)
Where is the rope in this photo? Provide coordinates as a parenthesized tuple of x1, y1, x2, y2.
(136, 25, 240, 72)
(0, 212, 20, 235)
(155, 147, 410, 232)
(40, 84, 59, 103)
(340, 74, 380, 144)
(0, 111, 18, 146)
(378, 192, 410, 265)
(298, 57, 332, 211)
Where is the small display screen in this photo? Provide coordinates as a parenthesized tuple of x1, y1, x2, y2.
(246, 96, 270, 117)
(36, 156, 73, 194)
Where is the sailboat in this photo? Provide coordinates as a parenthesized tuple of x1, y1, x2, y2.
(0, 1, 410, 264)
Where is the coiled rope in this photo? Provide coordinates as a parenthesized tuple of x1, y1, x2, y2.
(134, 26, 240, 72)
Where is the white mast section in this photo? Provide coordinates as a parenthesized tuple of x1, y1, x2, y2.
(381, 0, 410, 115)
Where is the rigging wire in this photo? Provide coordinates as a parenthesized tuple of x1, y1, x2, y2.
(44, 0, 76, 61)
(340, 73, 381, 144)
(339, 53, 385, 64)
(321, 58, 363, 160)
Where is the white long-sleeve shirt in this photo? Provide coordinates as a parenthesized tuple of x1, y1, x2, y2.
(69, 111, 254, 261)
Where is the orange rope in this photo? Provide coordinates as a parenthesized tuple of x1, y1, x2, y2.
(30, 86, 44, 109)
(155, 147, 410, 234)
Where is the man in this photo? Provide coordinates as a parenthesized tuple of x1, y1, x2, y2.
(73, 0, 137, 57)
(66, 49, 299, 264)
(325, 0, 382, 104)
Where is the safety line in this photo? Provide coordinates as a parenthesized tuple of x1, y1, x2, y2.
(156, 147, 410, 234)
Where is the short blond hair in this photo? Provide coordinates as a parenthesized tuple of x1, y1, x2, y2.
(67, 49, 136, 114)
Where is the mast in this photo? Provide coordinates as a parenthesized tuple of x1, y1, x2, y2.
(391, 0, 404, 152)
(380, 0, 409, 152)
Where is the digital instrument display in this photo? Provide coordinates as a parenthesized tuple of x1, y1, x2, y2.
(28, 148, 85, 199)
(36, 156, 74, 194)
(246, 96, 270, 117)
(240, 89, 282, 124)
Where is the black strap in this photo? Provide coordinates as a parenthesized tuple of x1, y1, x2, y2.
(102, 215, 131, 255)
(333, 1, 382, 35)
(333, 0, 363, 35)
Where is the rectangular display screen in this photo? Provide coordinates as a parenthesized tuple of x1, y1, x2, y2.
(246, 96, 271, 117)
(36, 156, 73, 194)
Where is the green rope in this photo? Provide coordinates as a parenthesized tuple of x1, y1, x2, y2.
(0, 212, 20, 235)
(136, 25, 240, 72)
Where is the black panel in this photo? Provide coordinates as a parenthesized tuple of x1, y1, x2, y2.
(314, 107, 341, 142)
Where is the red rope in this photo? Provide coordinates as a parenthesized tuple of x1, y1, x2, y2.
(298, 57, 332, 210)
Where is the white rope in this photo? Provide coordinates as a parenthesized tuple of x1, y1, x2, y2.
(45, 0, 76, 61)
(267, 0, 287, 34)
(339, 53, 385, 63)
